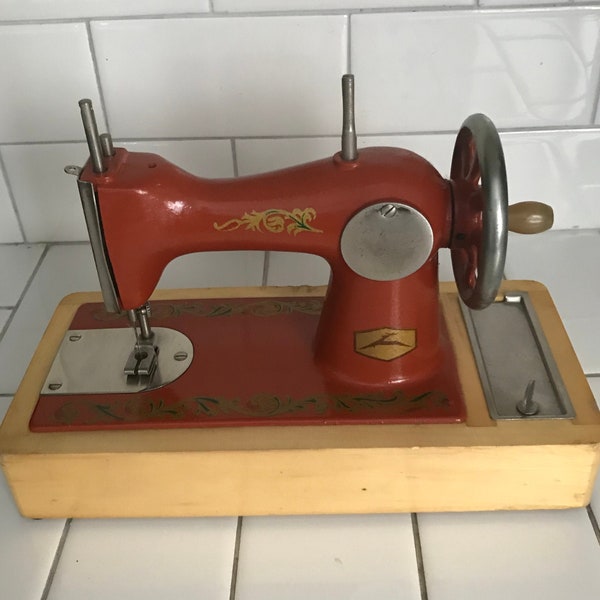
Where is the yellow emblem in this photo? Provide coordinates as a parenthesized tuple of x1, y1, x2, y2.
(354, 328, 416, 361)
(214, 208, 322, 235)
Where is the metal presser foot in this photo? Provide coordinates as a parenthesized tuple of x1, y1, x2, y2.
(124, 303, 158, 382)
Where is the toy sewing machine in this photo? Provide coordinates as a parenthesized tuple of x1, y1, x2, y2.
(1, 76, 599, 518)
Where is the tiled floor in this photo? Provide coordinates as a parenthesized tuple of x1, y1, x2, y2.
(0, 232, 599, 599)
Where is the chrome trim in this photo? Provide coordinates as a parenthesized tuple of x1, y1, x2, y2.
(77, 179, 121, 313)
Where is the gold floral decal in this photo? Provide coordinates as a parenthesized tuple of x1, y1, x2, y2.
(93, 298, 324, 321)
(213, 208, 322, 235)
(54, 390, 451, 425)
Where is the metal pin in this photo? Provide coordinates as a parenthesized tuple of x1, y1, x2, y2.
(100, 133, 115, 157)
(136, 304, 153, 340)
(78, 99, 106, 174)
(516, 379, 539, 416)
(341, 74, 358, 161)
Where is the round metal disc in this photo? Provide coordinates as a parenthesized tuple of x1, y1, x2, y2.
(340, 201, 434, 281)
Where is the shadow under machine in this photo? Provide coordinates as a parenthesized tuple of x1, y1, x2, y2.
(1, 76, 598, 517)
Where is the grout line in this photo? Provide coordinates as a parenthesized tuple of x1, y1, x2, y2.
(0, 5, 597, 25)
(85, 21, 111, 134)
(411, 514, 429, 600)
(586, 506, 600, 546)
(230, 139, 239, 177)
(261, 252, 271, 287)
(5, 123, 600, 148)
(39, 518, 72, 600)
(588, 25, 600, 125)
(0, 150, 27, 242)
(0, 245, 49, 345)
(228, 516, 243, 600)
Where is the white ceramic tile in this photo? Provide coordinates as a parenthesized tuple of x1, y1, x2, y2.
(0, 0, 209, 20)
(352, 10, 600, 133)
(236, 514, 420, 600)
(501, 129, 600, 230)
(418, 510, 600, 600)
(120, 139, 235, 177)
(236, 137, 340, 176)
(92, 16, 347, 138)
(0, 168, 22, 243)
(0, 244, 45, 306)
(589, 376, 600, 410)
(2, 143, 90, 242)
(0, 308, 10, 333)
(0, 244, 264, 394)
(505, 229, 600, 374)
(0, 23, 105, 143)
(361, 133, 455, 177)
(158, 250, 265, 289)
(47, 517, 236, 600)
(0, 398, 67, 600)
(266, 252, 331, 286)
(482, 0, 568, 4)
(215, 0, 472, 10)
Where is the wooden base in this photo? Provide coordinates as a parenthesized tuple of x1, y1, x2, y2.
(1, 281, 599, 518)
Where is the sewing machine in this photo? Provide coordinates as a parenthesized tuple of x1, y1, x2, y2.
(1, 76, 599, 518)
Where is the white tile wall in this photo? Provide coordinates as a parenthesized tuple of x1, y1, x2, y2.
(352, 10, 600, 132)
(91, 16, 347, 138)
(0, 243, 45, 306)
(47, 518, 237, 600)
(0, 167, 22, 243)
(0, 0, 209, 21)
(505, 229, 600, 374)
(235, 515, 421, 600)
(0, 23, 105, 143)
(2, 143, 90, 242)
(214, 0, 473, 10)
(0, 309, 10, 333)
(120, 140, 235, 178)
(0, 399, 68, 600)
(418, 510, 600, 600)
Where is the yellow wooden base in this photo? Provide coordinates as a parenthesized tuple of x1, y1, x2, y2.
(1, 281, 599, 518)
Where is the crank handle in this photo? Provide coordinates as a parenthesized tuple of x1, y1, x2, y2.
(508, 201, 553, 234)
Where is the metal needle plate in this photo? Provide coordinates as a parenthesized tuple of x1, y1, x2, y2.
(42, 327, 193, 394)
(460, 293, 575, 420)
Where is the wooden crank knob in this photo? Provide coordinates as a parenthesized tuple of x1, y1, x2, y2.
(508, 201, 553, 234)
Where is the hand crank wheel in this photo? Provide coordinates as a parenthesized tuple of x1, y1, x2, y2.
(450, 113, 508, 310)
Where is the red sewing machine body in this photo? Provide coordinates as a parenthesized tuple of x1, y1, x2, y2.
(82, 146, 454, 389)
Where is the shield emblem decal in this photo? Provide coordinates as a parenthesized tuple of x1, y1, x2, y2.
(354, 328, 416, 361)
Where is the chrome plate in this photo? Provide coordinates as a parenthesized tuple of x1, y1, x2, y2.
(42, 327, 193, 394)
(460, 293, 575, 420)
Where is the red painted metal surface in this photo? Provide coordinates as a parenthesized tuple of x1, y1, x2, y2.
(80, 146, 455, 389)
(29, 297, 465, 432)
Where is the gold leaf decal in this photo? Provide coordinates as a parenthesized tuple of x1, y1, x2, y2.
(214, 208, 322, 235)
(354, 328, 416, 361)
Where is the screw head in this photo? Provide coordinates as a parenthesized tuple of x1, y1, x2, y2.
(69, 334, 82, 342)
(379, 203, 397, 218)
(48, 382, 62, 391)
(174, 351, 188, 362)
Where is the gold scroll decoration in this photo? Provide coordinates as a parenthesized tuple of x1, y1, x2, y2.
(214, 208, 322, 235)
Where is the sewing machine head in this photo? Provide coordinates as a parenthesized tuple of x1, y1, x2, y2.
(65, 74, 552, 393)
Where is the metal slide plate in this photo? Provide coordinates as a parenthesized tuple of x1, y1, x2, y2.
(42, 327, 193, 394)
(460, 293, 575, 420)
